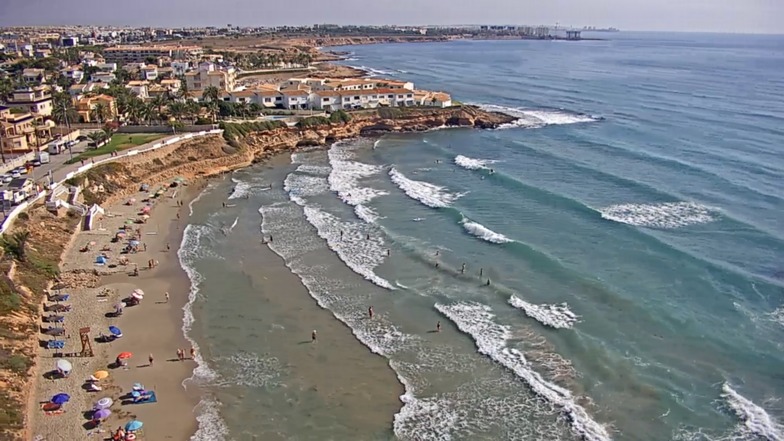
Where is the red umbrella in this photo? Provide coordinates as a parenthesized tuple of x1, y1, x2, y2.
(117, 352, 133, 360)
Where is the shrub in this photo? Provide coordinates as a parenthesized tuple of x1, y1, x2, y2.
(328, 109, 352, 124)
(0, 355, 32, 375)
(296, 116, 330, 128)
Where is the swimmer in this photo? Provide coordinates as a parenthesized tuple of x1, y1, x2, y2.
(368, 306, 374, 319)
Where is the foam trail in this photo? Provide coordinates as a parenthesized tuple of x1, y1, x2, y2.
(509, 295, 580, 329)
(222, 216, 239, 235)
(178, 225, 227, 441)
(479, 104, 600, 129)
(599, 202, 717, 229)
(328, 142, 387, 222)
(296, 164, 331, 175)
(454, 155, 498, 171)
(461, 218, 513, 244)
(189, 186, 208, 217)
(228, 177, 250, 200)
(435, 301, 611, 441)
(389, 167, 463, 208)
(721, 383, 784, 441)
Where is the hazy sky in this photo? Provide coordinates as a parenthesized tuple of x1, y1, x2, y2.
(0, 0, 781, 34)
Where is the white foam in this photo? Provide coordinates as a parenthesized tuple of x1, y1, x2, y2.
(454, 155, 498, 171)
(328, 142, 387, 222)
(509, 295, 580, 329)
(295, 164, 331, 175)
(355, 204, 380, 223)
(348, 65, 395, 77)
(461, 219, 513, 244)
(188, 185, 209, 217)
(721, 383, 784, 441)
(769, 307, 784, 327)
(299, 204, 393, 289)
(283, 173, 328, 198)
(228, 177, 251, 200)
(222, 216, 239, 235)
(435, 301, 611, 441)
(179, 225, 226, 440)
(479, 104, 599, 130)
(599, 202, 717, 229)
(389, 167, 463, 208)
(189, 397, 229, 441)
(213, 352, 282, 389)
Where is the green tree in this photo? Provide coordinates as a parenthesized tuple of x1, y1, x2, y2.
(1, 231, 31, 262)
(92, 102, 109, 123)
(202, 85, 220, 103)
(52, 92, 77, 127)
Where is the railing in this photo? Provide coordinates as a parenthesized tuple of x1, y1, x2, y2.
(0, 129, 223, 235)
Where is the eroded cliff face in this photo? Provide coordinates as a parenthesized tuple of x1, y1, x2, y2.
(79, 106, 514, 205)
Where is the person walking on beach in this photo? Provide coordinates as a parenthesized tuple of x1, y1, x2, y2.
(165, 292, 169, 303)
(166, 243, 171, 251)
(176, 348, 183, 361)
(190, 347, 196, 359)
(143, 243, 147, 252)
(368, 306, 374, 319)
(311, 330, 317, 343)
(148, 353, 154, 366)
(436, 321, 442, 333)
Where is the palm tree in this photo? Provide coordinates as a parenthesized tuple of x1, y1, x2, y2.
(168, 101, 186, 121)
(52, 92, 77, 127)
(87, 131, 107, 145)
(150, 94, 169, 120)
(92, 102, 109, 123)
(202, 85, 220, 104)
(125, 96, 144, 125)
(185, 100, 201, 124)
(235, 101, 250, 119)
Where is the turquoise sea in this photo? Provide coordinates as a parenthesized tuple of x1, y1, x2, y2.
(181, 33, 784, 440)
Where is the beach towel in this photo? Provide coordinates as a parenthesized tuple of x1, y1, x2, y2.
(132, 391, 157, 404)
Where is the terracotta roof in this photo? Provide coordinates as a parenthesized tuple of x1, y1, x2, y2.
(313, 91, 340, 97)
(280, 89, 308, 96)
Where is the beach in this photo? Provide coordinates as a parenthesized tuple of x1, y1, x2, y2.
(28, 181, 202, 441)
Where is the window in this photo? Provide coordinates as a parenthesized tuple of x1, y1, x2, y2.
(323, 98, 329, 102)
(264, 98, 271, 103)
(354, 96, 359, 100)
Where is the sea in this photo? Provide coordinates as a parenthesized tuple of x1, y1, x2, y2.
(180, 32, 784, 440)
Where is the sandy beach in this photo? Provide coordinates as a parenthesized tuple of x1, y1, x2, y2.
(28, 181, 202, 441)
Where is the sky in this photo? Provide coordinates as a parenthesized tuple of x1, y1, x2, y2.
(0, 0, 782, 34)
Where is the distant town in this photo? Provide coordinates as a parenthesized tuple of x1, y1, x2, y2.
(0, 23, 612, 204)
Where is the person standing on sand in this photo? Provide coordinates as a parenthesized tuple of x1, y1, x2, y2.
(176, 348, 183, 361)
(190, 347, 196, 359)
(166, 243, 170, 251)
(436, 321, 442, 332)
(143, 243, 147, 252)
(148, 354, 154, 366)
(368, 306, 374, 319)
(311, 330, 317, 342)
(165, 292, 169, 303)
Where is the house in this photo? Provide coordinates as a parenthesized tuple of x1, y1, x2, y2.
(5, 87, 53, 116)
(256, 90, 283, 108)
(21, 68, 47, 84)
(309, 90, 341, 111)
(0, 106, 35, 153)
(140, 64, 158, 81)
(75, 94, 117, 123)
(125, 81, 149, 99)
(376, 88, 416, 107)
(69, 82, 108, 98)
(184, 62, 236, 92)
(170, 61, 189, 76)
(5, 177, 34, 203)
(419, 92, 452, 108)
(160, 79, 181, 93)
(96, 62, 117, 72)
(280, 89, 309, 110)
(91, 71, 116, 83)
(61, 67, 84, 83)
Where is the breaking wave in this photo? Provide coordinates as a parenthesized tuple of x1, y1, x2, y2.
(389, 167, 463, 208)
(509, 295, 580, 329)
(328, 141, 387, 222)
(599, 201, 717, 229)
(454, 155, 498, 171)
(461, 218, 513, 244)
(435, 301, 611, 441)
(228, 178, 251, 200)
(720, 383, 784, 441)
(479, 104, 601, 129)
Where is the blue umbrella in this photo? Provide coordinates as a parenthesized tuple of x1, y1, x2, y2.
(51, 393, 70, 404)
(108, 326, 122, 336)
(125, 420, 143, 431)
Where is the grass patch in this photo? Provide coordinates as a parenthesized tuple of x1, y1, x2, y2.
(0, 354, 32, 375)
(65, 133, 165, 164)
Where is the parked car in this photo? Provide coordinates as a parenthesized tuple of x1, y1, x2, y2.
(0, 174, 10, 184)
(11, 171, 21, 178)
(32, 160, 42, 167)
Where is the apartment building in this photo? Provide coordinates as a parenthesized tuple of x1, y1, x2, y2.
(75, 95, 117, 123)
(103, 45, 202, 63)
(185, 62, 237, 92)
(5, 87, 53, 117)
(0, 106, 51, 153)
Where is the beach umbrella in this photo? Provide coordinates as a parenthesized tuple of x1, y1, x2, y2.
(132, 289, 144, 297)
(125, 420, 143, 431)
(92, 370, 109, 380)
(131, 292, 143, 300)
(55, 359, 72, 372)
(108, 326, 122, 336)
(95, 397, 113, 409)
(50, 393, 70, 404)
(93, 408, 111, 420)
(117, 352, 133, 360)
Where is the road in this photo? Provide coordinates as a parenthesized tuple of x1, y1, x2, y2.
(0, 133, 183, 220)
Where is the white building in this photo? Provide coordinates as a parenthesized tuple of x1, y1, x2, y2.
(171, 61, 189, 76)
(91, 71, 116, 83)
(184, 62, 237, 92)
(125, 81, 149, 99)
(140, 65, 158, 81)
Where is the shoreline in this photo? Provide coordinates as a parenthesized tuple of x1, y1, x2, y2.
(26, 180, 204, 441)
